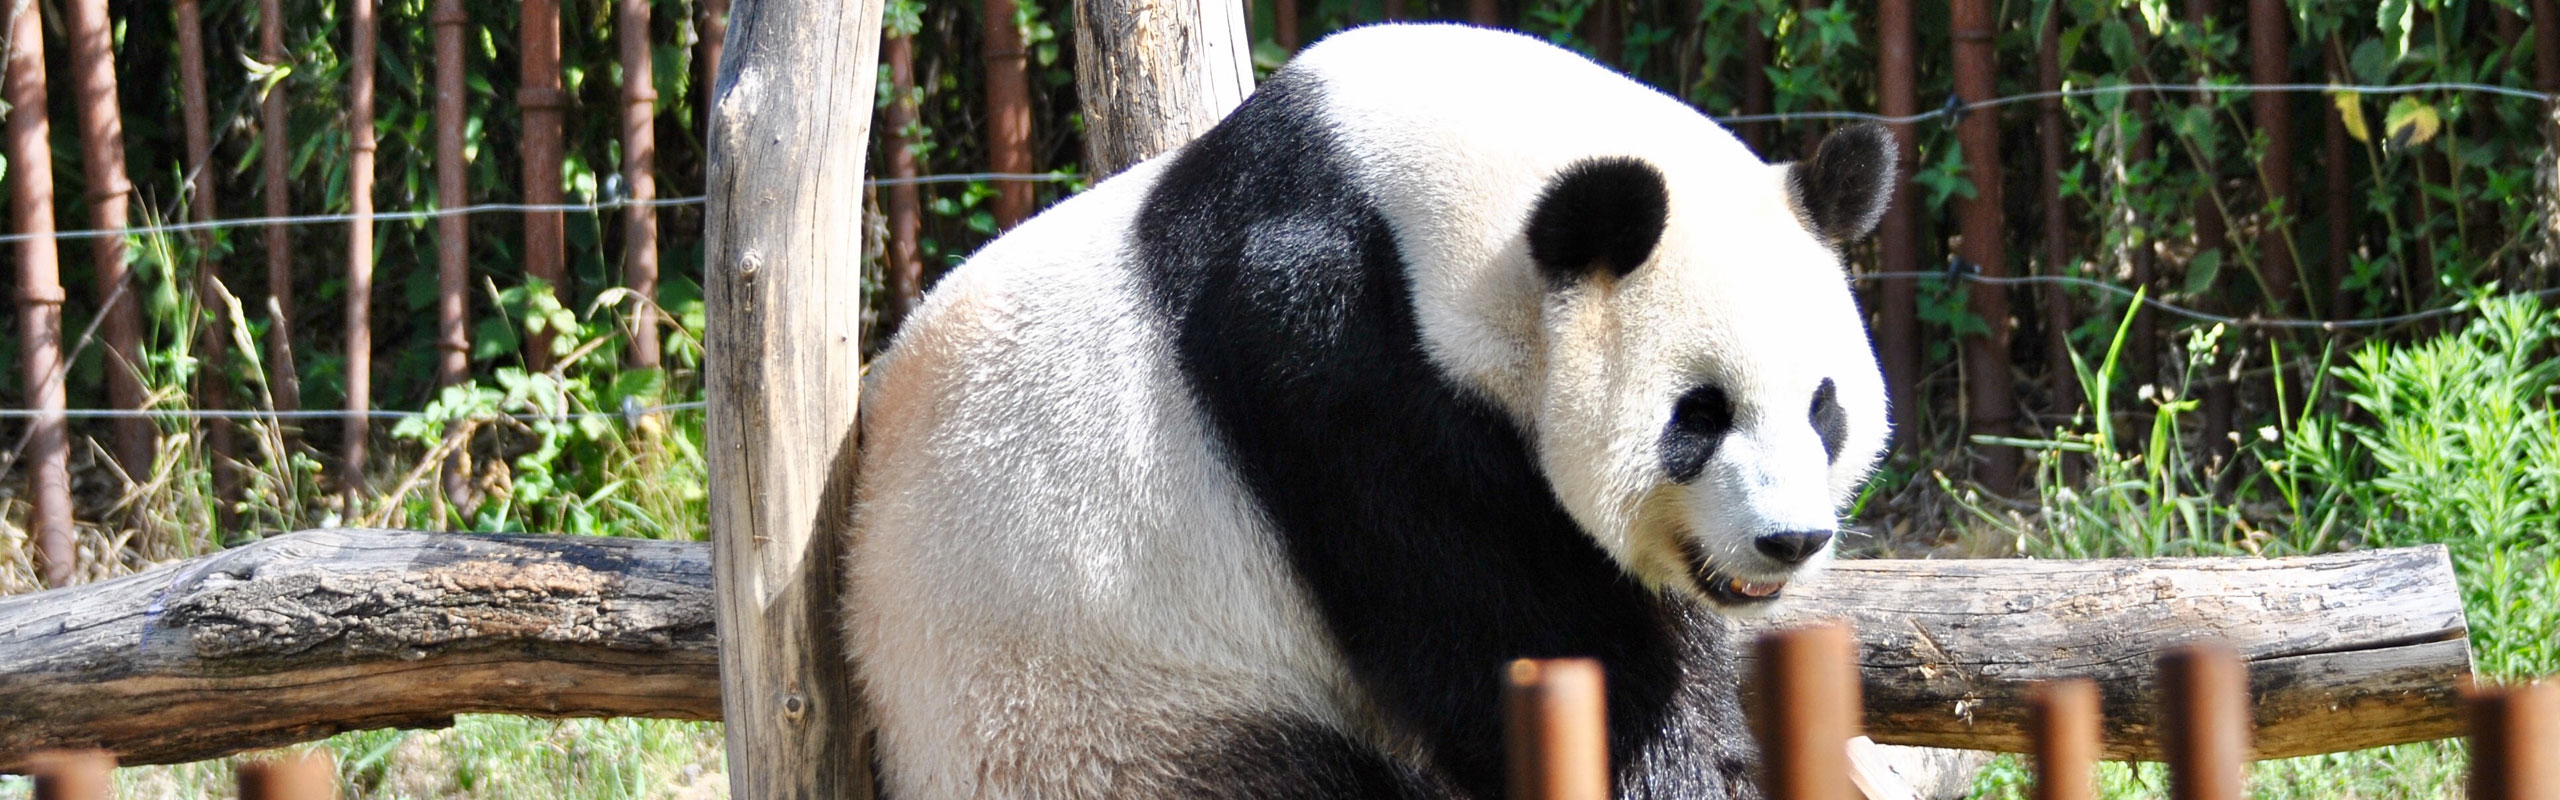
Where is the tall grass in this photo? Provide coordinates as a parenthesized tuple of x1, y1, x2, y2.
(1961, 293, 2560, 799)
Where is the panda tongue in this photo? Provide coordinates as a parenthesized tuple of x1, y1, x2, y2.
(1727, 578, 1788, 599)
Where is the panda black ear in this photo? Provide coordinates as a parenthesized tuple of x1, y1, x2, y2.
(1525, 156, 1670, 285)
(1785, 124, 1898, 246)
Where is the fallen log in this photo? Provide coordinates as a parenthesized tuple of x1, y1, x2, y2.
(0, 529, 717, 771)
(0, 531, 2466, 770)
(1752, 545, 2471, 760)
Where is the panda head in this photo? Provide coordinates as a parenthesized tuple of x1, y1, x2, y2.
(1520, 124, 1895, 612)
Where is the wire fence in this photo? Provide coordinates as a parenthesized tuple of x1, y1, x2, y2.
(4, 78, 2554, 424)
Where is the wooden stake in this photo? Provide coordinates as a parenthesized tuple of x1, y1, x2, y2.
(1503, 658, 1609, 800)
(2465, 681, 2559, 800)
(2029, 679, 2100, 800)
(238, 751, 337, 800)
(2159, 643, 2249, 800)
(521, 0, 567, 370)
(704, 0, 886, 794)
(343, 0, 380, 488)
(65, 0, 149, 476)
(9, 0, 74, 588)
(25, 749, 114, 800)
(1751, 622, 1859, 800)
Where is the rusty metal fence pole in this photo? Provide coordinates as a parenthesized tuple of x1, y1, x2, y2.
(1874, 0, 1921, 442)
(2160, 643, 2248, 800)
(433, 0, 470, 389)
(2466, 681, 2559, 800)
(9, 0, 75, 588)
(66, 0, 149, 477)
(1503, 658, 1609, 800)
(1952, 0, 2019, 493)
(521, 0, 567, 370)
(1751, 622, 1859, 800)
(24, 750, 114, 800)
(343, 0, 380, 487)
(177, 0, 240, 532)
(619, 0, 661, 368)
(2028, 679, 2100, 800)
(883, 27, 926, 332)
(259, 0, 303, 421)
(984, 0, 1035, 229)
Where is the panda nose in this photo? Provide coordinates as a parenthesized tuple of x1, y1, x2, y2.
(1753, 530, 1834, 565)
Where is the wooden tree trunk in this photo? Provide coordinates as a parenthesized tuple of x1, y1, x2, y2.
(703, 0, 885, 794)
(66, 0, 150, 477)
(0, 530, 718, 770)
(0, 534, 2468, 769)
(1071, 0, 1256, 177)
(1952, 0, 2019, 493)
(7, 0, 73, 588)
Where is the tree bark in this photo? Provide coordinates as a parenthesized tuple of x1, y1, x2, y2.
(0, 530, 716, 771)
(1750, 545, 2470, 761)
(702, 0, 885, 794)
(0, 535, 2468, 769)
(1071, 0, 1256, 177)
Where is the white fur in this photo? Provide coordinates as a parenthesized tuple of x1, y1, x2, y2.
(1305, 24, 1890, 593)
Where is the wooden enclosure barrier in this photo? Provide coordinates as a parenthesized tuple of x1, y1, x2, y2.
(1503, 658, 1609, 800)
(0, 532, 2470, 772)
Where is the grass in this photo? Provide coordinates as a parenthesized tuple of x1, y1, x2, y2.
(1954, 293, 2560, 798)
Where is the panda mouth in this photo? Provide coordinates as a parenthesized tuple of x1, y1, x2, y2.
(1680, 542, 1789, 606)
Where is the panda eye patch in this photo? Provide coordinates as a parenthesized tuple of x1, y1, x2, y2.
(1659, 385, 1734, 483)
(1812, 378, 1848, 464)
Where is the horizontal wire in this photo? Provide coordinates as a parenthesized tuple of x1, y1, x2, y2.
(1712, 79, 2555, 126)
(0, 172, 1079, 244)
(0, 401, 706, 422)
(1855, 270, 2560, 331)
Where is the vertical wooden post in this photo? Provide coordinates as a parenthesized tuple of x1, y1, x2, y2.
(1071, 0, 1256, 178)
(2029, 679, 2100, 800)
(24, 750, 114, 800)
(1503, 658, 1609, 800)
(8, 0, 74, 588)
(2184, 0, 2240, 485)
(2246, 0, 2297, 313)
(178, 0, 240, 533)
(1750, 623, 1859, 800)
(702, 0, 732, 92)
(1385, 0, 1405, 21)
(66, 0, 149, 477)
(2036, 2, 2079, 422)
(883, 27, 927, 332)
(1952, 0, 2018, 493)
(343, 0, 379, 485)
(1589, 0, 1620, 67)
(1471, 0, 1499, 27)
(705, 0, 886, 795)
(2466, 682, 2560, 800)
(1875, 0, 1920, 441)
(434, 0, 470, 389)
(522, 0, 567, 370)
(2160, 643, 2248, 800)
(237, 752, 337, 800)
(259, 0, 303, 420)
(985, 0, 1036, 228)
(621, 0, 663, 367)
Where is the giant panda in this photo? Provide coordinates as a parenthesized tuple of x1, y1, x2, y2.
(847, 22, 1895, 800)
